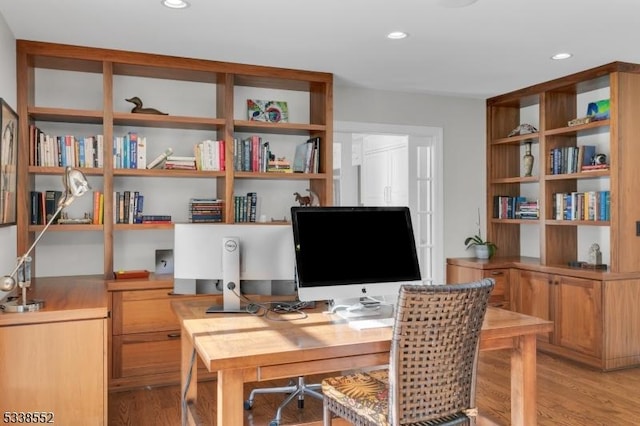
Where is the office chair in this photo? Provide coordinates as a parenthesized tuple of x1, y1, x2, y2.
(244, 376, 323, 426)
(321, 279, 494, 426)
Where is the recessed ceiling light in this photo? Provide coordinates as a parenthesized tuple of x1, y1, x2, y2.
(387, 31, 408, 40)
(162, 0, 190, 9)
(437, 0, 479, 8)
(551, 52, 573, 60)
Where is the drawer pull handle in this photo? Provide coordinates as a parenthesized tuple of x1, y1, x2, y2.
(490, 271, 504, 276)
(167, 333, 181, 338)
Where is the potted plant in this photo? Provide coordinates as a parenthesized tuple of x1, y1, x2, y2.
(464, 209, 497, 259)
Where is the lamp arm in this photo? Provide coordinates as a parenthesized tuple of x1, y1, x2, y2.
(3, 203, 65, 285)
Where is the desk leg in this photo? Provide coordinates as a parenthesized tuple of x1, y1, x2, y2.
(217, 369, 245, 426)
(181, 329, 198, 426)
(510, 334, 537, 426)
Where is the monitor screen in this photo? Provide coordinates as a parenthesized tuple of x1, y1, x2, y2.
(290, 206, 422, 303)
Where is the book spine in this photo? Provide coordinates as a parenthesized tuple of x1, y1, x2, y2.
(93, 191, 101, 225)
(136, 136, 146, 169)
(129, 132, 138, 169)
(30, 191, 41, 225)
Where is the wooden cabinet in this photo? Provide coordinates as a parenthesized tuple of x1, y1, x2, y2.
(0, 277, 108, 425)
(514, 269, 602, 359)
(449, 257, 640, 370)
(108, 278, 216, 390)
(475, 62, 640, 371)
(15, 40, 333, 278)
(446, 258, 511, 309)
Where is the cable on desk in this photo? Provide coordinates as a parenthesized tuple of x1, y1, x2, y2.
(230, 287, 308, 321)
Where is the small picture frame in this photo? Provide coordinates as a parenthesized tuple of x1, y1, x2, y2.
(155, 249, 174, 275)
(1, 98, 18, 226)
(247, 99, 289, 123)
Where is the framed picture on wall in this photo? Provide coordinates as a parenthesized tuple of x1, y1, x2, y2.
(1, 98, 18, 226)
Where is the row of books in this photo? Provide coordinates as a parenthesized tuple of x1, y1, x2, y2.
(493, 196, 539, 220)
(233, 136, 272, 172)
(549, 145, 607, 175)
(29, 190, 63, 225)
(234, 192, 257, 222)
(292, 137, 320, 173)
(92, 191, 105, 224)
(28, 125, 104, 168)
(115, 192, 170, 223)
(114, 132, 147, 169)
(553, 191, 610, 221)
(114, 190, 144, 224)
(189, 198, 224, 223)
(194, 139, 226, 171)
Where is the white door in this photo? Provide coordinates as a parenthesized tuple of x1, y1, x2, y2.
(334, 123, 443, 284)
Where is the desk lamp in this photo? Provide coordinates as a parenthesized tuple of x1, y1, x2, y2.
(1, 167, 91, 312)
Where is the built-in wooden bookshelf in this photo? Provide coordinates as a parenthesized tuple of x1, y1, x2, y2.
(448, 62, 640, 371)
(15, 40, 333, 277)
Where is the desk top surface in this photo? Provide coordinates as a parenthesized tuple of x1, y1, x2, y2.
(173, 300, 553, 371)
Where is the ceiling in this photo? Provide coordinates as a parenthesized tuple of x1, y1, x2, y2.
(1, 0, 639, 99)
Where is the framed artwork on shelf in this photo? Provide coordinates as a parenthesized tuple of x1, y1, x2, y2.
(247, 99, 289, 123)
(0, 98, 18, 226)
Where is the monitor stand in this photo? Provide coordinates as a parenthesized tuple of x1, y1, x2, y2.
(332, 299, 393, 320)
(206, 236, 247, 314)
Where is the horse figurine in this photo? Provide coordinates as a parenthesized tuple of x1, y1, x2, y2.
(125, 96, 168, 115)
(293, 192, 312, 206)
(294, 189, 320, 207)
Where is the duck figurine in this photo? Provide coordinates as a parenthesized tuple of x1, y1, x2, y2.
(125, 96, 168, 115)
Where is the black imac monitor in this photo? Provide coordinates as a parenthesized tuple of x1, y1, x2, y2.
(173, 223, 296, 313)
(290, 206, 422, 313)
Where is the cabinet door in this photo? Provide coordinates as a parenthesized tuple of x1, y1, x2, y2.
(516, 269, 552, 343)
(553, 275, 602, 358)
(361, 142, 408, 206)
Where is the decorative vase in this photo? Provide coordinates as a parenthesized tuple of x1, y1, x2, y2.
(523, 141, 534, 177)
(475, 245, 490, 259)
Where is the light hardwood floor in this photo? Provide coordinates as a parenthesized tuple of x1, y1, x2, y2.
(108, 350, 640, 425)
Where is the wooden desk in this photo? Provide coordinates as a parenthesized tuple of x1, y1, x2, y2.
(173, 301, 553, 426)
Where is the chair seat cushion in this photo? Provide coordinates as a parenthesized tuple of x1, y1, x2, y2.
(322, 369, 390, 425)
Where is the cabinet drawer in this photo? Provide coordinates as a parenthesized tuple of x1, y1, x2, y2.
(112, 330, 208, 378)
(112, 289, 218, 335)
(483, 269, 510, 308)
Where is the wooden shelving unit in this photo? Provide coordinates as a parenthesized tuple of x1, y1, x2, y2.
(15, 40, 333, 278)
(449, 62, 640, 371)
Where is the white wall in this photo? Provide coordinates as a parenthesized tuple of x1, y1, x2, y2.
(0, 12, 16, 299)
(334, 86, 486, 260)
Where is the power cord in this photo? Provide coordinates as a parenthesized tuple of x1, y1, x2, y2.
(230, 287, 308, 321)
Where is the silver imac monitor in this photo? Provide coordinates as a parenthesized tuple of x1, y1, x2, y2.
(290, 206, 422, 316)
(173, 223, 296, 313)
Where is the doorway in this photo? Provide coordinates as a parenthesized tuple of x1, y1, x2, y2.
(334, 121, 444, 284)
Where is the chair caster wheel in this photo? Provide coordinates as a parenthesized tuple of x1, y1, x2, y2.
(298, 399, 304, 409)
(243, 400, 252, 410)
(269, 420, 279, 426)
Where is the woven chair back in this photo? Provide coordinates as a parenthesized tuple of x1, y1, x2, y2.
(388, 279, 495, 424)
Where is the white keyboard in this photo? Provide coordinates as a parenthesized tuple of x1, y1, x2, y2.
(348, 317, 394, 330)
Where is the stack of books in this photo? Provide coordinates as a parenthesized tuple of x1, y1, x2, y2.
(267, 158, 292, 173)
(188, 198, 224, 223)
(164, 156, 196, 170)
